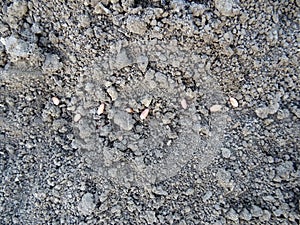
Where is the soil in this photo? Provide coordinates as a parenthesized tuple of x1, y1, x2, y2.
(0, 0, 299, 224)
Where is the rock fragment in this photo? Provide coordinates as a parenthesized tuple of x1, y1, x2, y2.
(181, 98, 188, 109)
(140, 108, 150, 120)
(251, 205, 263, 218)
(97, 103, 105, 115)
(126, 16, 147, 35)
(42, 54, 63, 73)
(107, 87, 118, 101)
(239, 208, 252, 221)
(226, 208, 239, 221)
(210, 104, 222, 112)
(74, 114, 82, 122)
(52, 97, 60, 106)
(113, 111, 135, 131)
(221, 148, 231, 159)
(229, 97, 238, 108)
(78, 193, 96, 215)
(214, 0, 239, 17)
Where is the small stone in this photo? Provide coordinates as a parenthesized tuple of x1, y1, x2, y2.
(221, 148, 231, 159)
(185, 188, 194, 196)
(226, 208, 239, 221)
(255, 107, 269, 119)
(202, 191, 213, 202)
(145, 210, 158, 224)
(78, 193, 96, 215)
(52, 97, 60, 106)
(107, 87, 118, 101)
(210, 104, 222, 112)
(152, 186, 168, 196)
(214, 0, 239, 17)
(181, 98, 188, 109)
(136, 55, 149, 73)
(113, 111, 135, 131)
(229, 97, 238, 108)
(43, 54, 63, 73)
(259, 210, 271, 222)
(140, 108, 150, 120)
(239, 208, 252, 221)
(97, 103, 105, 115)
(141, 97, 152, 107)
(251, 205, 263, 217)
(126, 16, 147, 35)
(74, 114, 82, 122)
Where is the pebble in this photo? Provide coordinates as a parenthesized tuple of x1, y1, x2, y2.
(74, 114, 81, 122)
(97, 103, 105, 115)
(52, 96, 60, 105)
(152, 186, 168, 196)
(210, 104, 222, 112)
(107, 87, 118, 101)
(202, 191, 213, 202)
(239, 208, 252, 221)
(214, 0, 238, 17)
(126, 16, 147, 35)
(259, 210, 271, 222)
(141, 97, 152, 107)
(181, 98, 188, 109)
(78, 193, 96, 215)
(140, 108, 150, 120)
(255, 107, 269, 119)
(251, 205, 263, 217)
(113, 111, 135, 131)
(226, 208, 239, 221)
(229, 97, 238, 108)
(221, 148, 231, 159)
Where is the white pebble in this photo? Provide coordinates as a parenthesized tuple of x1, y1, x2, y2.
(97, 103, 105, 115)
(140, 108, 150, 120)
(74, 114, 81, 122)
(210, 104, 222, 112)
(181, 98, 188, 109)
(229, 97, 238, 108)
(52, 96, 60, 106)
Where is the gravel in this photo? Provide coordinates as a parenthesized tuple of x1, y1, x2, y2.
(0, 0, 299, 224)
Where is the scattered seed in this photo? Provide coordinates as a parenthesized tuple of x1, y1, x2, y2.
(181, 98, 188, 109)
(52, 96, 60, 105)
(140, 108, 150, 120)
(210, 104, 222, 112)
(74, 114, 81, 122)
(97, 103, 105, 115)
(229, 97, 238, 108)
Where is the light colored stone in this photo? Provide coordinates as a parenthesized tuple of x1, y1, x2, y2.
(52, 97, 60, 106)
(221, 148, 231, 159)
(126, 16, 147, 35)
(181, 98, 188, 109)
(107, 87, 118, 101)
(78, 193, 96, 215)
(229, 97, 238, 108)
(210, 104, 222, 112)
(74, 114, 82, 122)
(97, 103, 105, 115)
(214, 0, 239, 17)
(113, 111, 135, 131)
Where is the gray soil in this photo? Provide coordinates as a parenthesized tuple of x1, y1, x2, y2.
(0, 0, 299, 224)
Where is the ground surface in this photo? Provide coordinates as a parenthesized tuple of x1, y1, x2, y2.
(0, 0, 299, 224)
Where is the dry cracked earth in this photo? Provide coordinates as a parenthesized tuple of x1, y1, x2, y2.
(0, 0, 299, 224)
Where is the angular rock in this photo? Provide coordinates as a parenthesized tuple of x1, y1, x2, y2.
(113, 111, 135, 131)
(78, 193, 96, 215)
